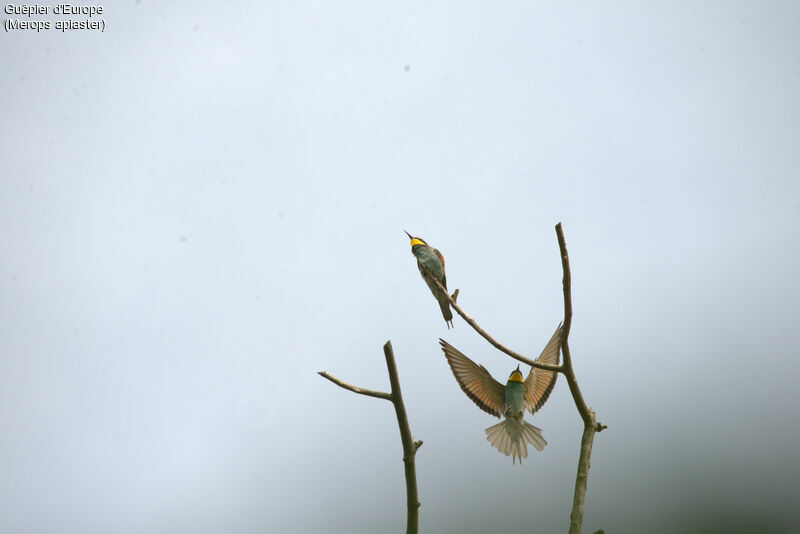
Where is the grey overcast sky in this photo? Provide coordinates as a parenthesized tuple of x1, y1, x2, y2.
(2, 2, 799, 533)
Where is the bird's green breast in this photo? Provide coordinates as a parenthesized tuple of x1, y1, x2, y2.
(413, 246, 445, 280)
(505, 380, 526, 414)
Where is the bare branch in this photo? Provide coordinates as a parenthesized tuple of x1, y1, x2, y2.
(317, 371, 392, 401)
(318, 343, 421, 534)
(555, 222, 594, 428)
(383, 341, 420, 534)
(570, 411, 598, 534)
(555, 222, 607, 534)
(419, 264, 561, 373)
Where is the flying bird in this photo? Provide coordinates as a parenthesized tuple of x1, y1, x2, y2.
(439, 324, 561, 463)
(405, 230, 453, 328)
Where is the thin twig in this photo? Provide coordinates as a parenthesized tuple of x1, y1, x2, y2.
(317, 371, 392, 401)
(420, 265, 561, 373)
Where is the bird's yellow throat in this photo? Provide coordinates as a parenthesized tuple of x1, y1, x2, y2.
(508, 370, 524, 383)
(409, 238, 425, 247)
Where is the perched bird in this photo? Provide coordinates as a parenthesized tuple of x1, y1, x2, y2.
(405, 230, 453, 328)
(439, 324, 561, 463)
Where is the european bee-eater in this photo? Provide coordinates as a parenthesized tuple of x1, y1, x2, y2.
(405, 230, 453, 328)
(439, 324, 561, 463)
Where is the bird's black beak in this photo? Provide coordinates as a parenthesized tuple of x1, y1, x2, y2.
(516, 364, 521, 373)
(404, 230, 413, 239)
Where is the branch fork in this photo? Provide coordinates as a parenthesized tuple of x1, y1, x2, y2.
(318, 341, 420, 534)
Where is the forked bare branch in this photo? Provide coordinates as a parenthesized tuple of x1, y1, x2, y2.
(318, 341, 420, 534)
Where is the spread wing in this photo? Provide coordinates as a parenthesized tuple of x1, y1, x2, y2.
(439, 339, 504, 417)
(523, 324, 562, 414)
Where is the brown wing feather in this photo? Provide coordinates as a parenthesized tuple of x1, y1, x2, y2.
(433, 248, 445, 269)
(432, 248, 448, 289)
(439, 339, 504, 417)
(523, 324, 562, 414)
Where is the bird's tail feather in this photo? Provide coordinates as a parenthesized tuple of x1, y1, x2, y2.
(438, 297, 453, 329)
(485, 418, 546, 464)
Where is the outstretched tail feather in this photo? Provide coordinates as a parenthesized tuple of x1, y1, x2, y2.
(485, 419, 547, 464)
(523, 421, 547, 451)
